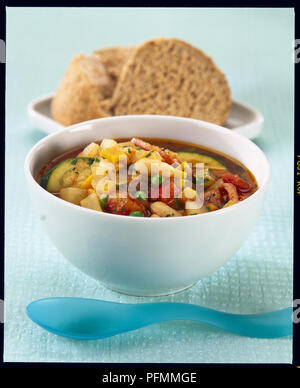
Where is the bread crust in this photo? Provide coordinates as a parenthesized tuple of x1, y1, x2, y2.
(51, 54, 113, 126)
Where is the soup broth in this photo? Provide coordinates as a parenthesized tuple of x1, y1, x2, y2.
(38, 138, 258, 217)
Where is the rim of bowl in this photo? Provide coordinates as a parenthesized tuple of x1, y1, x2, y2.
(24, 115, 271, 222)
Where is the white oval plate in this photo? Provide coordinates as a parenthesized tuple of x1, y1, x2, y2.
(27, 93, 264, 139)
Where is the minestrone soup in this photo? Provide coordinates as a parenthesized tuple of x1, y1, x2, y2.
(37, 138, 258, 217)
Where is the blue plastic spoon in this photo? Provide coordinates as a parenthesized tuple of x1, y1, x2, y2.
(26, 297, 292, 340)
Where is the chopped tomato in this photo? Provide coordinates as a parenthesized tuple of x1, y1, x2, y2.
(148, 180, 180, 203)
(107, 192, 147, 216)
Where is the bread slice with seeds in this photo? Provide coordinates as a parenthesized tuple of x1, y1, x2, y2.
(111, 38, 231, 125)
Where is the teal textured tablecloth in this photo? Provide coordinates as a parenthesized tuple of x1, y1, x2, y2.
(4, 8, 294, 363)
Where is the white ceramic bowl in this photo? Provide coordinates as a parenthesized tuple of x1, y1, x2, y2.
(24, 115, 270, 296)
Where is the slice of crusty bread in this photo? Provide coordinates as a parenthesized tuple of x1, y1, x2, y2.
(111, 38, 231, 125)
(51, 54, 113, 126)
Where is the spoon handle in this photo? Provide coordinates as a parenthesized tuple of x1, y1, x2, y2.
(134, 303, 292, 338)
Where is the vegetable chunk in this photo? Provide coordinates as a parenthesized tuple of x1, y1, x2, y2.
(60, 187, 88, 204)
(80, 192, 103, 211)
(39, 137, 258, 216)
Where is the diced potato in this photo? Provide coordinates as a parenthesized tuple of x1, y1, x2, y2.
(80, 192, 102, 212)
(134, 158, 174, 177)
(78, 142, 100, 158)
(182, 187, 197, 201)
(60, 187, 88, 204)
(100, 139, 118, 149)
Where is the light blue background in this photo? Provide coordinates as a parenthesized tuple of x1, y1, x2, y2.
(5, 8, 294, 363)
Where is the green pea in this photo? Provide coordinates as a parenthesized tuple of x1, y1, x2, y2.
(151, 174, 164, 186)
(99, 194, 108, 208)
(129, 211, 144, 217)
(134, 190, 148, 201)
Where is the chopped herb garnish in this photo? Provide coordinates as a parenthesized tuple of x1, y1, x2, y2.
(204, 178, 210, 183)
(207, 196, 211, 201)
(95, 158, 100, 162)
(71, 158, 78, 165)
(166, 214, 171, 217)
(128, 148, 131, 153)
(87, 158, 95, 165)
(116, 184, 120, 189)
(121, 208, 125, 212)
(145, 151, 153, 157)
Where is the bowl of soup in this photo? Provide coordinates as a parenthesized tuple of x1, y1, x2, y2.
(25, 115, 270, 296)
